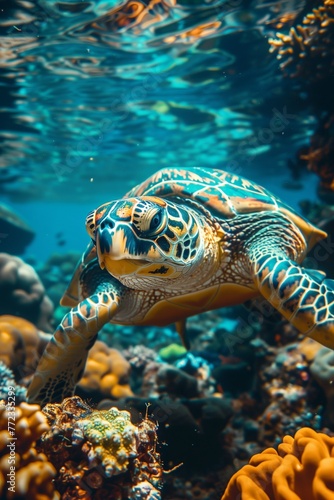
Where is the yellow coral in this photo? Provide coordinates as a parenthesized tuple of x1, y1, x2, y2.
(0, 401, 58, 500)
(40, 397, 162, 497)
(79, 340, 133, 398)
(73, 406, 138, 476)
(221, 427, 334, 500)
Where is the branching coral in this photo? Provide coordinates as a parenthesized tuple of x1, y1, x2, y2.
(221, 427, 334, 500)
(0, 401, 58, 499)
(269, 0, 334, 84)
(0, 254, 54, 332)
(78, 340, 133, 400)
(40, 396, 162, 499)
(271, 0, 334, 190)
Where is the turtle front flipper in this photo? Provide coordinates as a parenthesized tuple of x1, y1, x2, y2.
(27, 278, 125, 406)
(251, 248, 334, 350)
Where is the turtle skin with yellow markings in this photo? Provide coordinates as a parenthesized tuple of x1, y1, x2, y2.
(28, 167, 334, 405)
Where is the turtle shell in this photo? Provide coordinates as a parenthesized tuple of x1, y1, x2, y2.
(127, 167, 326, 250)
(61, 167, 326, 306)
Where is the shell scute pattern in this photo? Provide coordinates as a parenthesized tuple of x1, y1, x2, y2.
(127, 167, 280, 220)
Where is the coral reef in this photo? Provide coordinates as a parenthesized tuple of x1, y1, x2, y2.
(0, 315, 49, 381)
(269, 0, 334, 85)
(221, 427, 334, 500)
(270, 0, 334, 193)
(158, 343, 187, 362)
(4, 249, 334, 499)
(123, 345, 158, 394)
(98, 395, 234, 473)
(257, 341, 323, 445)
(40, 396, 162, 499)
(123, 345, 157, 372)
(140, 355, 215, 400)
(0, 254, 54, 332)
(0, 361, 26, 404)
(0, 401, 58, 499)
(78, 340, 133, 401)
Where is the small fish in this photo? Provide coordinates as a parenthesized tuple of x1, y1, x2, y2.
(57, 240, 66, 247)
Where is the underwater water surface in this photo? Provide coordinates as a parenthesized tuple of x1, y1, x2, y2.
(0, 0, 325, 260)
(1, 0, 334, 499)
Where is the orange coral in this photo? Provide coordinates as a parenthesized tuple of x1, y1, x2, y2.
(0, 315, 48, 379)
(0, 321, 25, 372)
(221, 427, 334, 500)
(0, 401, 59, 499)
(78, 340, 133, 399)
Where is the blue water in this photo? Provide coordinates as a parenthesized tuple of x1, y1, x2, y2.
(0, 0, 324, 262)
(11, 173, 318, 263)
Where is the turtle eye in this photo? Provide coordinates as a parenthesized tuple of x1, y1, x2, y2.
(146, 208, 166, 236)
(133, 205, 166, 237)
(86, 210, 96, 239)
(150, 211, 162, 231)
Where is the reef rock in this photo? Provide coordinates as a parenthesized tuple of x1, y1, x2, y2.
(0, 254, 54, 332)
(0, 204, 34, 254)
(40, 396, 162, 499)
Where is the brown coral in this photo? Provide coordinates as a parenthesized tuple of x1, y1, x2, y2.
(221, 427, 334, 500)
(78, 340, 133, 400)
(269, 0, 334, 84)
(0, 401, 58, 499)
(39, 396, 162, 499)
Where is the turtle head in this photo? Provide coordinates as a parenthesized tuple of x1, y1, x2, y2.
(86, 196, 203, 280)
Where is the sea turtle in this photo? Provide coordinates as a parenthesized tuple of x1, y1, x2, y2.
(27, 167, 334, 405)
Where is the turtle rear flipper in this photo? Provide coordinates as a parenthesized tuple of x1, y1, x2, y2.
(252, 249, 334, 349)
(27, 279, 125, 406)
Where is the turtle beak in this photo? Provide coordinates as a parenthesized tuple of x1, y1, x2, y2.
(96, 223, 148, 275)
(95, 222, 115, 269)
